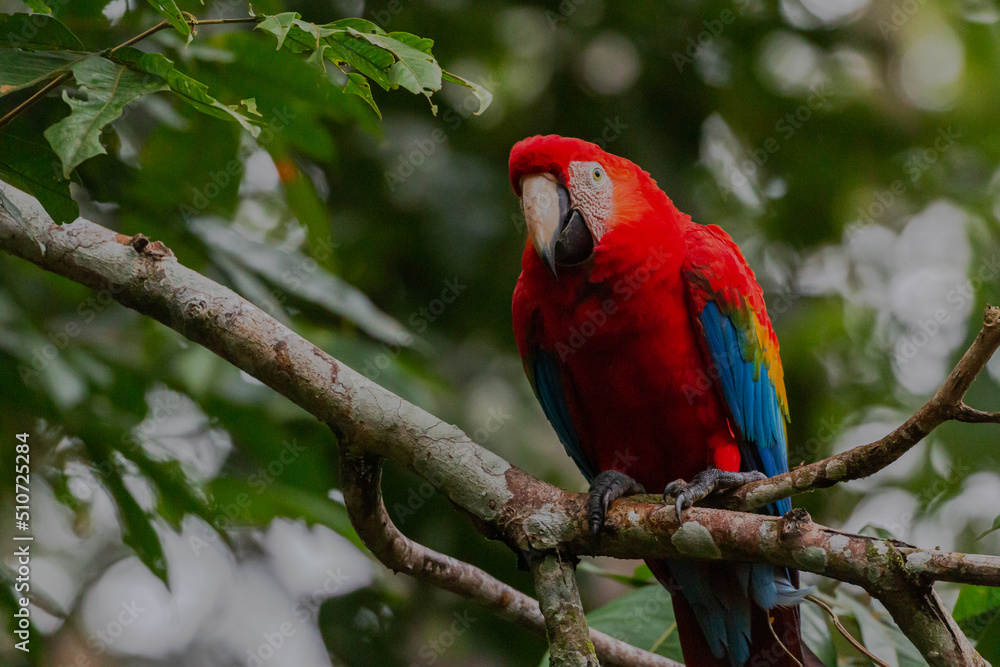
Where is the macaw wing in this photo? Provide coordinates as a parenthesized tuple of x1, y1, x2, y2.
(683, 224, 792, 516)
(523, 348, 596, 482)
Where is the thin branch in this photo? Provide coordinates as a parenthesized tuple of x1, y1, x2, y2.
(108, 16, 261, 54)
(950, 404, 1000, 424)
(765, 615, 802, 667)
(338, 446, 680, 667)
(0, 73, 70, 130)
(531, 555, 599, 667)
(0, 186, 993, 666)
(723, 304, 1000, 513)
(107, 18, 172, 54)
(806, 595, 891, 667)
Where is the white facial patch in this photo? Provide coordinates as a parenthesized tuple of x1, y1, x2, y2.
(568, 160, 613, 240)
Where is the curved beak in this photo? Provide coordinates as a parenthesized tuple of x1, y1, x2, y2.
(520, 173, 570, 277)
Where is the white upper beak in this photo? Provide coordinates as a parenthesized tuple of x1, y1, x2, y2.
(520, 173, 562, 275)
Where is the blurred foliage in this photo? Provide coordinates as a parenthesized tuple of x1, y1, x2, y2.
(2, 0, 1000, 666)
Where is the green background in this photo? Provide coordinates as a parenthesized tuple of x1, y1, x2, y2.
(1, 0, 999, 665)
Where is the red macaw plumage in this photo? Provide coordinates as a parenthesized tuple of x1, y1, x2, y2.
(509, 135, 815, 666)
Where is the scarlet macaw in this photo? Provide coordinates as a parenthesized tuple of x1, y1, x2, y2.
(510, 135, 815, 666)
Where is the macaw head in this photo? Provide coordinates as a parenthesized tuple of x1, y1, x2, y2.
(509, 134, 665, 277)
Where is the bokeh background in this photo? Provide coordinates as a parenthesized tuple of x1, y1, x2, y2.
(2, 0, 1000, 665)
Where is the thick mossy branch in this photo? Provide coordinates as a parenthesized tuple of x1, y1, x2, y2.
(1, 185, 996, 666)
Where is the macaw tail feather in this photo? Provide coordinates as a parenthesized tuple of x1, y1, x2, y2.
(647, 560, 823, 667)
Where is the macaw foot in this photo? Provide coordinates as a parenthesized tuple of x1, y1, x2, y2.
(588, 470, 646, 542)
(664, 468, 766, 522)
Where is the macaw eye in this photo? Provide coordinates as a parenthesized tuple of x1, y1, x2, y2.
(591, 167, 604, 183)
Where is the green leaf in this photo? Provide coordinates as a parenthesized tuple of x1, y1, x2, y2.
(0, 13, 83, 50)
(977, 612, 1000, 665)
(240, 97, 261, 116)
(632, 563, 655, 581)
(0, 49, 90, 97)
(21, 0, 52, 13)
(257, 14, 395, 90)
(953, 585, 1000, 640)
(0, 125, 79, 224)
(326, 17, 388, 35)
(117, 447, 234, 550)
(144, 0, 191, 39)
(299, 20, 395, 90)
(256, 12, 296, 50)
(354, 29, 442, 108)
(209, 478, 363, 550)
(84, 438, 169, 587)
(442, 70, 493, 115)
(838, 593, 900, 667)
(253, 13, 492, 116)
(111, 47, 260, 137)
(270, 149, 333, 257)
(190, 218, 410, 345)
(882, 613, 935, 667)
(388, 31, 434, 55)
(577, 561, 656, 587)
(976, 514, 1000, 540)
(44, 56, 167, 178)
(345, 72, 380, 118)
(304, 43, 332, 71)
(800, 599, 838, 666)
(539, 584, 682, 666)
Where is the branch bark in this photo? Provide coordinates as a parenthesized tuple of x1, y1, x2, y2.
(2, 185, 996, 666)
(531, 555, 598, 667)
(338, 446, 679, 667)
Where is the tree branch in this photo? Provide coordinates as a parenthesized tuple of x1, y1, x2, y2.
(1, 185, 995, 665)
(720, 304, 1000, 513)
(950, 404, 1000, 424)
(338, 446, 679, 667)
(531, 555, 598, 667)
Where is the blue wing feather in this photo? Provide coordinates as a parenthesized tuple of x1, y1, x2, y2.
(530, 350, 595, 481)
(693, 302, 807, 648)
(698, 302, 791, 516)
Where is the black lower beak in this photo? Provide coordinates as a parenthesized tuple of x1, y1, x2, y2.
(554, 209, 594, 268)
(540, 184, 594, 277)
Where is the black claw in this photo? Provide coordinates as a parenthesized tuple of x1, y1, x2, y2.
(662, 479, 688, 522)
(663, 469, 768, 522)
(587, 470, 645, 544)
(674, 495, 687, 523)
